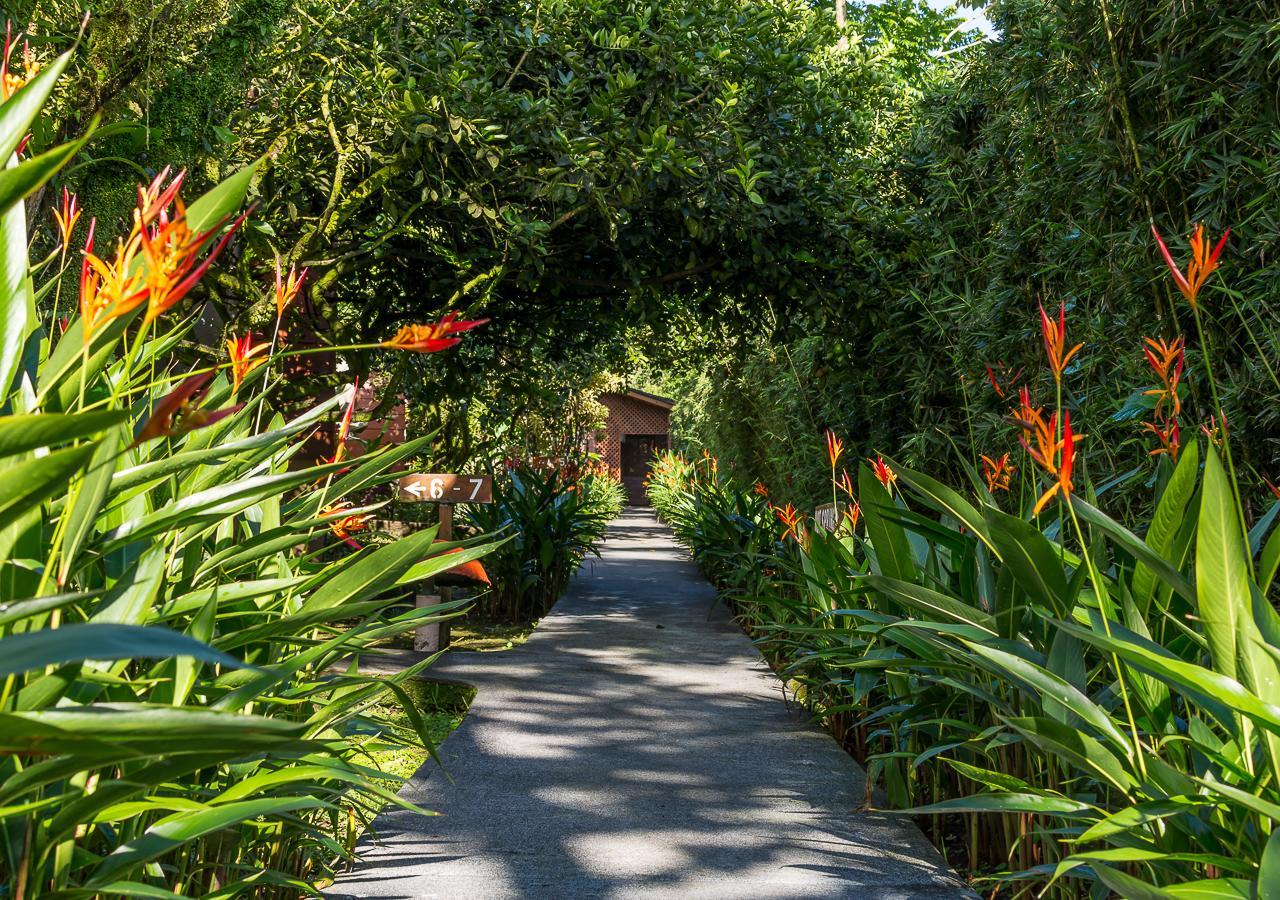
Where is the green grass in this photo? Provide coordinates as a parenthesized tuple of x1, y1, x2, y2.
(360, 679, 477, 781)
(450, 617, 539, 652)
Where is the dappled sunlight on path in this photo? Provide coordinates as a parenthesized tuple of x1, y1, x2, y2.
(329, 508, 970, 899)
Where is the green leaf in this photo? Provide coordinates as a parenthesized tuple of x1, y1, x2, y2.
(0, 410, 127, 458)
(884, 456, 995, 553)
(858, 463, 916, 583)
(0, 50, 74, 161)
(300, 526, 439, 613)
(896, 791, 1094, 816)
(1072, 495, 1197, 606)
(0, 442, 96, 531)
(1196, 449, 1248, 679)
(60, 423, 124, 583)
(0, 124, 95, 218)
(861, 574, 995, 632)
(0, 624, 250, 677)
(983, 505, 1071, 618)
(89, 796, 323, 885)
(184, 157, 262, 233)
(1131, 440, 1199, 613)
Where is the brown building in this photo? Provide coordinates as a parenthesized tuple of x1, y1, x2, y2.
(591, 389, 673, 505)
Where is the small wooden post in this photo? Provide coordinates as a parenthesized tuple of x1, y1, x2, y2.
(414, 502, 453, 653)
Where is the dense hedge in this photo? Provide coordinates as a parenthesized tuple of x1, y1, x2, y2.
(675, 0, 1280, 507)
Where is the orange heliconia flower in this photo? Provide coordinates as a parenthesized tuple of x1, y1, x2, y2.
(981, 453, 1015, 493)
(226, 334, 269, 393)
(324, 503, 374, 550)
(275, 255, 308, 319)
(382, 312, 489, 353)
(132, 372, 242, 447)
(79, 169, 247, 339)
(1144, 419, 1180, 460)
(1142, 336, 1184, 419)
(1152, 223, 1229, 310)
(1, 24, 40, 101)
(825, 430, 845, 469)
(1039, 301, 1083, 384)
(773, 503, 806, 543)
(869, 456, 897, 494)
(331, 378, 361, 465)
(841, 500, 862, 535)
(1265, 479, 1280, 502)
(752, 481, 770, 499)
(140, 194, 249, 325)
(80, 226, 149, 345)
(52, 187, 80, 249)
(835, 469, 855, 499)
(1019, 407, 1077, 515)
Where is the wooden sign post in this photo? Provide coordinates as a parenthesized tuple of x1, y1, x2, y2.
(396, 474, 494, 653)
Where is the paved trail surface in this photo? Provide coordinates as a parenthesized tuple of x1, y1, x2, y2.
(330, 508, 969, 899)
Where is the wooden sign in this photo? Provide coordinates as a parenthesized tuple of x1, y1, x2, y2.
(813, 501, 847, 532)
(397, 473, 493, 504)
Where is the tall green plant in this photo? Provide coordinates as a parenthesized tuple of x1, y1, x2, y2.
(648, 226, 1280, 896)
(0, 38, 492, 896)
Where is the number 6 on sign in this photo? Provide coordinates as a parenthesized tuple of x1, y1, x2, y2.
(397, 473, 494, 504)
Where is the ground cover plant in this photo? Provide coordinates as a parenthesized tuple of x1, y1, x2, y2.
(649, 226, 1280, 897)
(0, 40, 494, 897)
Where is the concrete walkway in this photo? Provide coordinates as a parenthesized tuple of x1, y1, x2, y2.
(329, 508, 969, 899)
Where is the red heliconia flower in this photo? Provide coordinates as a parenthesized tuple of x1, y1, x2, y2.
(135, 168, 186, 229)
(752, 481, 770, 498)
(382, 312, 489, 353)
(132, 372, 242, 447)
(869, 455, 897, 494)
(824, 430, 845, 469)
(226, 333, 269, 393)
(984, 362, 1024, 400)
(1265, 479, 1280, 502)
(1039, 300, 1083, 384)
(981, 453, 1015, 493)
(1201, 413, 1227, 448)
(52, 187, 81, 249)
(1152, 223, 1229, 310)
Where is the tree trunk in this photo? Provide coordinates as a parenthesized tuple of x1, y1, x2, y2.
(835, 0, 848, 50)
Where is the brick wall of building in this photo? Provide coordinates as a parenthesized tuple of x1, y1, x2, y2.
(590, 392, 672, 504)
(596, 393, 670, 471)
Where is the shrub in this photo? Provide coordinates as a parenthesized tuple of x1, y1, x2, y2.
(465, 465, 624, 622)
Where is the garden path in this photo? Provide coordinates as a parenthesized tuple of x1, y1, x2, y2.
(328, 508, 970, 899)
